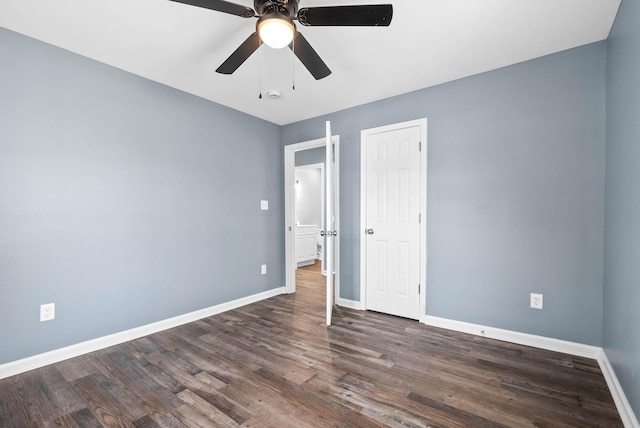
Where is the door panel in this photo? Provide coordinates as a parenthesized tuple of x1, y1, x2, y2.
(365, 125, 421, 319)
(325, 121, 337, 326)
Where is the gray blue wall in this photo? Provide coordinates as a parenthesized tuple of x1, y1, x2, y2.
(282, 42, 607, 347)
(295, 146, 325, 167)
(604, 0, 640, 417)
(0, 28, 283, 363)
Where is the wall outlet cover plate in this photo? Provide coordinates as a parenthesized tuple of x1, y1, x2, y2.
(40, 303, 55, 321)
(530, 293, 543, 310)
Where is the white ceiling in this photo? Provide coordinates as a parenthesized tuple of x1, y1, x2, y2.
(0, 0, 621, 125)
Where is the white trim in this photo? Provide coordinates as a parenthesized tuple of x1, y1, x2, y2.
(419, 120, 428, 319)
(284, 144, 297, 294)
(597, 349, 640, 428)
(360, 118, 428, 318)
(334, 133, 341, 309)
(0, 287, 285, 380)
(296, 162, 324, 171)
(422, 315, 601, 358)
(337, 298, 365, 310)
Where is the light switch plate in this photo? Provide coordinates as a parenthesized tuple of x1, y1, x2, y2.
(260, 200, 269, 210)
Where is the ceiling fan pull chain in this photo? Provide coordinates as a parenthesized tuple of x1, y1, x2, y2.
(292, 35, 296, 90)
(259, 39, 263, 99)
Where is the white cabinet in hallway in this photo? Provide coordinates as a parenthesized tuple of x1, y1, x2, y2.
(296, 225, 318, 267)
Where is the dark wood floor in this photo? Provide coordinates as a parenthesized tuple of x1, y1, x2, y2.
(0, 261, 623, 427)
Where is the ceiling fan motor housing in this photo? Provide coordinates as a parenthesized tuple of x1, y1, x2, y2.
(254, 0, 298, 17)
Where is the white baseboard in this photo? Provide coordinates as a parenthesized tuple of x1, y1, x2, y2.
(597, 349, 640, 428)
(0, 287, 285, 380)
(337, 298, 364, 310)
(423, 315, 638, 428)
(422, 315, 601, 358)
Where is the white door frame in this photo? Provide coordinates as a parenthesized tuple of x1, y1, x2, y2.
(359, 118, 427, 320)
(285, 137, 340, 296)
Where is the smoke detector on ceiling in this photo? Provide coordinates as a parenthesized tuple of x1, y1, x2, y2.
(267, 90, 281, 100)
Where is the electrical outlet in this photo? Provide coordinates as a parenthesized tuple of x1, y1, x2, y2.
(40, 303, 55, 321)
(261, 264, 267, 275)
(530, 293, 543, 310)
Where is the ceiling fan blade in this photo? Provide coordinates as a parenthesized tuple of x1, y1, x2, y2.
(216, 32, 261, 75)
(168, 0, 254, 18)
(298, 4, 392, 26)
(290, 32, 331, 80)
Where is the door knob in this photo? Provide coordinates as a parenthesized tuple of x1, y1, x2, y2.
(366, 228, 375, 235)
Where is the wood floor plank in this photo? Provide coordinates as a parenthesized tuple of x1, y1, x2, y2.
(131, 415, 161, 428)
(176, 389, 238, 427)
(56, 354, 100, 383)
(70, 407, 104, 428)
(17, 365, 86, 421)
(0, 377, 44, 426)
(44, 413, 82, 428)
(71, 372, 146, 424)
(0, 261, 623, 427)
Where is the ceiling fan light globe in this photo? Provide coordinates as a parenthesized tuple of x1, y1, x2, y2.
(257, 15, 294, 49)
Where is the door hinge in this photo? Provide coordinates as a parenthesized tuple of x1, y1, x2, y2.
(418, 284, 421, 294)
(418, 213, 421, 223)
(418, 141, 422, 152)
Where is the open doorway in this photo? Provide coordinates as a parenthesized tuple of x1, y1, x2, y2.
(295, 161, 325, 273)
(284, 136, 339, 300)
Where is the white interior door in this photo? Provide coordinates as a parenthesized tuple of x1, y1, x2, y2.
(362, 123, 422, 319)
(325, 121, 338, 326)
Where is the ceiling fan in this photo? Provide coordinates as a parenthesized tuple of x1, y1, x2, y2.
(169, 0, 393, 80)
